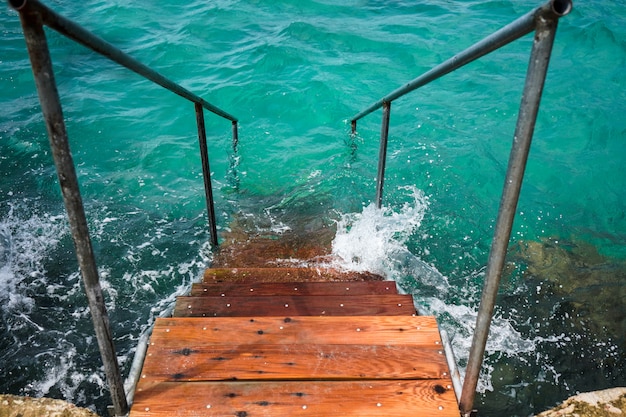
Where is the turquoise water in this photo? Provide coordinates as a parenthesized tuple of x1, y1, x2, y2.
(1, 0, 625, 415)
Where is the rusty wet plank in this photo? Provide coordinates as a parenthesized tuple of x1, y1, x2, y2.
(190, 280, 398, 297)
(173, 295, 416, 317)
(130, 379, 459, 417)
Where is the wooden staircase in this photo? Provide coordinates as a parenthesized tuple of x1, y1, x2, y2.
(129, 267, 459, 416)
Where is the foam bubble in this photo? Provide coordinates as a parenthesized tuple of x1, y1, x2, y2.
(331, 186, 431, 275)
(0, 204, 67, 318)
(326, 187, 570, 395)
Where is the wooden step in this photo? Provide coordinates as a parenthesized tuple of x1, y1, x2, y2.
(173, 294, 416, 317)
(143, 316, 446, 381)
(203, 267, 385, 283)
(142, 344, 446, 381)
(131, 316, 458, 416)
(130, 271, 460, 416)
(150, 316, 441, 347)
(190, 280, 398, 297)
(131, 380, 458, 416)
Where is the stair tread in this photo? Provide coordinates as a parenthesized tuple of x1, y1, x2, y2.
(144, 316, 444, 381)
(173, 294, 416, 317)
(190, 280, 398, 296)
(142, 343, 447, 381)
(132, 316, 456, 416)
(203, 267, 385, 283)
(150, 316, 441, 347)
(131, 379, 459, 417)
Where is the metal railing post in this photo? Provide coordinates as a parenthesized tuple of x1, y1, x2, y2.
(15, 7, 129, 416)
(232, 120, 239, 153)
(195, 103, 219, 247)
(458, 11, 562, 417)
(375, 101, 391, 209)
(349, 0, 571, 213)
(9, 0, 239, 244)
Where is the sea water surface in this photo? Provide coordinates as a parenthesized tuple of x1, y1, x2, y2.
(1, 0, 625, 415)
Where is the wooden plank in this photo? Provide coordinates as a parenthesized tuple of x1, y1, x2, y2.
(140, 343, 448, 381)
(151, 316, 441, 346)
(174, 295, 416, 317)
(149, 316, 442, 347)
(190, 280, 398, 297)
(130, 379, 459, 417)
(203, 267, 385, 283)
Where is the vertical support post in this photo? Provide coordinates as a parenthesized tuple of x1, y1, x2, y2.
(375, 101, 391, 209)
(17, 9, 129, 417)
(350, 119, 357, 135)
(195, 103, 219, 247)
(231, 120, 239, 153)
(458, 14, 560, 417)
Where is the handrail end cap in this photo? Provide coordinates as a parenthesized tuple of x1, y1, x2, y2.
(8, 0, 28, 11)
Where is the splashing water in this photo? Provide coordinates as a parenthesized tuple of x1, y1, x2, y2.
(333, 187, 429, 270)
(0, 204, 67, 323)
(328, 185, 610, 409)
(1, 0, 624, 415)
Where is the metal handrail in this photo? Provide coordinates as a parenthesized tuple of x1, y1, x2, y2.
(9, 0, 238, 247)
(349, 1, 572, 416)
(9, 0, 237, 123)
(350, 0, 572, 210)
(8, 0, 240, 415)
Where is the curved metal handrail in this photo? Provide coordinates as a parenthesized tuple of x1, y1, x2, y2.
(349, 1, 572, 416)
(9, 0, 238, 248)
(351, 0, 571, 126)
(350, 0, 571, 210)
(8, 1, 240, 415)
(10, 0, 238, 123)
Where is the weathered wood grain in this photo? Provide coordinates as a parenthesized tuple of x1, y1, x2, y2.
(131, 379, 459, 417)
(190, 280, 398, 297)
(150, 316, 442, 347)
(173, 294, 416, 317)
(141, 343, 448, 381)
(203, 267, 385, 283)
(128, 272, 459, 417)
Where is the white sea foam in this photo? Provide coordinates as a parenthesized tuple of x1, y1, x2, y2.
(326, 186, 573, 394)
(0, 202, 214, 408)
(331, 186, 431, 274)
(30, 345, 78, 397)
(0, 205, 67, 319)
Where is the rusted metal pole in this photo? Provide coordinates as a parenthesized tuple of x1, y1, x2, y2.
(375, 102, 391, 209)
(15, 7, 129, 417)
(195, 103, 219, 247)
(458, 7, 566, 416)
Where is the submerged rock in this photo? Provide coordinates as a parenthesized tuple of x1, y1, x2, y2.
(509, 237, 626, 344)
(0, 394, 99, 417)
(535, 387, 626, 416)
